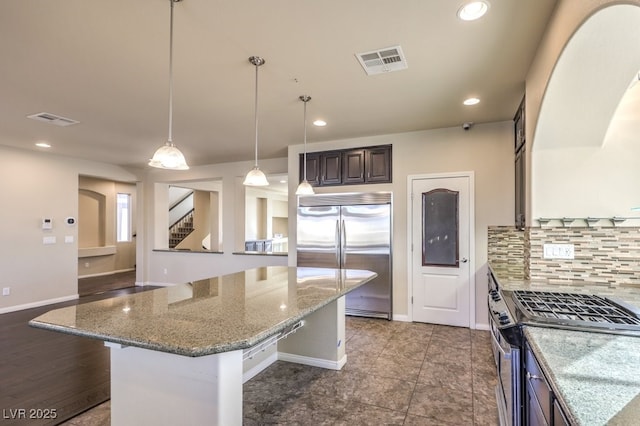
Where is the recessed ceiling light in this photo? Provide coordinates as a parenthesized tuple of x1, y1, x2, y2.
(463, 97, 480, 106)
(457, 1, 490, 21)
(35, 141, 51, 148)
(279, 180, 287, 184)
(313, 120, 327, 127)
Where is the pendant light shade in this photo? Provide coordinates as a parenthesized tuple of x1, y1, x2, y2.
(243, 56, 269, 186)
(296, 95, 315, 195)
(149, 0, 189, 170)
(149, 143, 189, 170)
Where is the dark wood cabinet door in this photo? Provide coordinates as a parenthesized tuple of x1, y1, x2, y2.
(299, 152, 320, 186)
(342, 149, 365, 184)
(366, 146, 392, 183)
(321, 151, 342, 185)
(298, 145, 392, 187)
(515, 148, 525, 229)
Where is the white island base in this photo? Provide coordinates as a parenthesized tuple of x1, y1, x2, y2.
(106, 297, 346, 426)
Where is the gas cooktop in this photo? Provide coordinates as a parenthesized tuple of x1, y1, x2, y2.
(511, 290, 640, 334)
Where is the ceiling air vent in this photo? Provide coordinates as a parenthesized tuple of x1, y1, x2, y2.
(27, 112, 79, 127)
(355, 45, 407, 76)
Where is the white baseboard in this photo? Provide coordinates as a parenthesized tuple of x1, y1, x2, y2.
(0, 294, 79, 314)
(139, 281, 177, 287)
(392, 314, 410, 322)
(78, 268, 135, 279)
(278, 352, 347, 370)
(243, 351, 278, 383)
(475, 322, 490, 331)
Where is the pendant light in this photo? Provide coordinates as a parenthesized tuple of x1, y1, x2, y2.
(243, 56, 269, 186)
(296, 95, 314, 195)
(149, 0, 189, 170)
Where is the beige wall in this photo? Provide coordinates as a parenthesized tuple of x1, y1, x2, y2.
(245, 187, 288, 241)
(0, 146, 137, 313)
(288, 121, 513, 327)
(526, 0, 640, 221)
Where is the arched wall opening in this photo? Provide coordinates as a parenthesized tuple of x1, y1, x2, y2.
(532, 4, 640, 224)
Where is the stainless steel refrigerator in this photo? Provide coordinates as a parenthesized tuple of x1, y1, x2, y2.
(297, 192, 392, 319)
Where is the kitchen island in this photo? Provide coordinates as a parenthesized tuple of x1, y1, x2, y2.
(29, 266, 377, 426)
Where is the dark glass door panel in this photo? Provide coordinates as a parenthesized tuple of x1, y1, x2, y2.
(422, 189, 459, 267)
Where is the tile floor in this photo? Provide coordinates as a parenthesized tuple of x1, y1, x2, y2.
(63, 317, 498, 425)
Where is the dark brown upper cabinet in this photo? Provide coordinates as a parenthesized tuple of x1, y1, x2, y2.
(514, 96, 526, 229)
(300, 152, 320, 186)
(299, 151, 341, 186)
(320, 151, 342, 185)
(299, 145, 392, 187)
(342, 149, 366, 184)
(365, 146, 392, 183)
(514, 97, 525, 154)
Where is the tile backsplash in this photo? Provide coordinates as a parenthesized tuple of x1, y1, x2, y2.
(488, 226, 640, 287)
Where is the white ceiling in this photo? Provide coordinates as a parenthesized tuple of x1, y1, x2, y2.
(0, 0, 557, 169)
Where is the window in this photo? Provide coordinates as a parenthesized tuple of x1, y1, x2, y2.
(116, 193, 132, 242)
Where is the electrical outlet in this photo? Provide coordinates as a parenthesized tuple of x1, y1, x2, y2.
(543, 243, 575, 259)
(2, 287, 10, 296)
(163, 268, 168, 275)
(84, 262, 90, 268)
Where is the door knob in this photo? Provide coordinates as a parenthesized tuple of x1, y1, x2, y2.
(461, 258, 468, 263)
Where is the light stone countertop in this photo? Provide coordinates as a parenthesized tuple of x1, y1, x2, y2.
(489, 261, 640, 425)
(29, 266, 377, 357)
(524, 327, 640, 426)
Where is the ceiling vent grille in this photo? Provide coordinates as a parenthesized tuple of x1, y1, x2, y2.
(27, 112, 79, 127)
(355, 45, 407, 76)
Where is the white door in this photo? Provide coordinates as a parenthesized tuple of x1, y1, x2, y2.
(411, 174, 472, 327)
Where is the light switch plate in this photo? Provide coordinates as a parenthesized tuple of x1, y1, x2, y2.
(43, 236, 56, 245)
(65, 235, 74, 243)
(543, 243, 575, 259)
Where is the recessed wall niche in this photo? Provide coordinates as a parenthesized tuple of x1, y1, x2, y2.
(78, 188, 106, 248)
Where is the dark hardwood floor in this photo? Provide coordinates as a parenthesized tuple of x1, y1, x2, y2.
(0, 273, 155, 426)
(77, 270, 136, 296)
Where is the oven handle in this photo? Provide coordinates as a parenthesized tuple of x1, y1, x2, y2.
(490, 324, 512, 360)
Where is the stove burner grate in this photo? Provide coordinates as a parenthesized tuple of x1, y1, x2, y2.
(513, 291, 640, 326)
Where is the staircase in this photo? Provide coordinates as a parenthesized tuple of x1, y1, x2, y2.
(169, 211, 194, 248)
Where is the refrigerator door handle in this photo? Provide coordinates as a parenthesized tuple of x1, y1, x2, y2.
(335, 220, 340, 266)
(341, 219, 346, 266)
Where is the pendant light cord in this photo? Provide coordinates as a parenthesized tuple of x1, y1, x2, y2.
(253, 62, 259, 167)
(167, 0, 175, 146)
(303, 98, 308, 180)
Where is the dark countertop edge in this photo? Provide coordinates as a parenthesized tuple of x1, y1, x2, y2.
(153, 249, 224, 254)
(232, 251, 288, 256)
(28, 270, 377, 357)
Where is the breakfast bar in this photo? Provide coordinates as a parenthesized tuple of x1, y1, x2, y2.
(29, 266, 377, 426)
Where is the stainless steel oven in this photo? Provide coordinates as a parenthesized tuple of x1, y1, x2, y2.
(488, 271, 523, 426)
(489, 313, 521, 426)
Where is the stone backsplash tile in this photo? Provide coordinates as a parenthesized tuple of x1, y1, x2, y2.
(488, 226, 640, 286)
(527, 227, 640, 287)
(488, 226, 525, 279)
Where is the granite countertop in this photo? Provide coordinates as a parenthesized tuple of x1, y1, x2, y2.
(489, 261, 640, 425)
(525, 327, 640, 425)
(29, 266, 376, 357)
